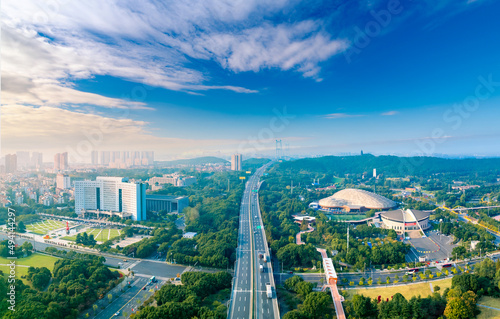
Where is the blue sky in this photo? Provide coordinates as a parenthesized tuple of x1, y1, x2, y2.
(2, 0, 500, 161)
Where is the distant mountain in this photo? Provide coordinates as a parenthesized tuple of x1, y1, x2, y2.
(242, 158, 271, 170)
(157, 156, 228, 166)
(276, 154, 500, 177)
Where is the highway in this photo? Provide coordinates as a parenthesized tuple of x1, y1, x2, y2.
(230, 163, 279, 319)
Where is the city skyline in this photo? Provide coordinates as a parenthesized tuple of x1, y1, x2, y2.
(2, 0, 500, 160)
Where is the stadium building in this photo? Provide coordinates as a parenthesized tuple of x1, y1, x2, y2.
(380, 209, 431, 234)
(316, 188, 397, 212)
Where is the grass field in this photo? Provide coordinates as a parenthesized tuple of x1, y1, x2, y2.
(62, 228, 121, 242)
(25, 219, 71, 235)
(346, 278, 453, 301)
(478, 307, 500, 319)
(0, 253, 60, 281)
(478, 296, 500, 308)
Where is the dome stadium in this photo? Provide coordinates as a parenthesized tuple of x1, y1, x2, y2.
(380, 209, 431, 234)
(318, 188, 396, 212)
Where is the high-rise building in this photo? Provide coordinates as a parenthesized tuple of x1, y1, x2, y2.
(16, 151, 30, 169)
(31, 152, 43, 169)
(91, 151, 99, 165)
(74, 176, 147, 221)
(112, 151, 121, 164)
(141, 151, 154, 165)
(54, 154, 60, 171)
(61, 152, 68, 170)
(231, 154, 242, 171)
(101, 151, 110, 166)
(54, 152, 69, 171)
(56, 173, 71, 189)
(5, 154, 17, 174)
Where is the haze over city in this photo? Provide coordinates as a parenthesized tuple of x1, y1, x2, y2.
(3, 0, 500, 161)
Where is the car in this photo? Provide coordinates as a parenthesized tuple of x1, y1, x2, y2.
(114, 311, 120, 316)
(288, 271, 293, 274)
(142, 286, 146, 290)
(123, 259, 127, 262)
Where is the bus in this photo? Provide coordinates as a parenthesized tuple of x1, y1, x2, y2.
(149, 276, 156, 283)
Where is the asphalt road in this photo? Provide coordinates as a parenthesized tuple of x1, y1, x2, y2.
(95, 276, 164, 319)
(230, 163, 278, 319)
(273, 253, 500, 287)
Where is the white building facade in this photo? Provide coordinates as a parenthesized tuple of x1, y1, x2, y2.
(75, 176, 147, 221)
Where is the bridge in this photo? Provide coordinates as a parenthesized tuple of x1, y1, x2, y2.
(317, 248, 345, 319)
(296, 226, 345, 319)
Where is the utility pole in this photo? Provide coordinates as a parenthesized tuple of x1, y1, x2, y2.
(347, 226, 349, 253)
(291, 180, 293, 195)
(227, 179, 230, 192)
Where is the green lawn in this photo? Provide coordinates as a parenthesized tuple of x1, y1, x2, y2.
(478, 307, 500, 319)
(25, 220, 70, 235)
(346, 278, 452, 301)
(0, 253, 60, 279)
(478, 296, 500, 308)
(62, 228, 121, 242)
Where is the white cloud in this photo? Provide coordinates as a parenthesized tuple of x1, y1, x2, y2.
(1, 0, 346, 107)
(323, 113, 364, 119)
(381, 111, 399, 116)
(193, 21, 348, 78)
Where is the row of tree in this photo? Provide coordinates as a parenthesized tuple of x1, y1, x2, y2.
(0, 253, 121, 319)
(135, 271, 232, 319)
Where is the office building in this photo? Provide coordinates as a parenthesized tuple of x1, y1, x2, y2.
(231, 154, 242, 171)
(91, 151, 99, 165)
(56, 173, 71, 189)
(5, 154, 17, 174)
(75, 176, 147, 221)
(146, 195, 189, 213)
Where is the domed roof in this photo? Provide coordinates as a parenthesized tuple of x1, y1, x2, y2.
(381, 209, 430, 222)
(318, 188, 396, 210)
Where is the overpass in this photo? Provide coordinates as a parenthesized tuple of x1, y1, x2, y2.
(296, 226, 345, 319)
(317, 248, 346, 319)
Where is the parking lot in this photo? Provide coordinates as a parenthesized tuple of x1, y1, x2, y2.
(407, 230, 457, 262)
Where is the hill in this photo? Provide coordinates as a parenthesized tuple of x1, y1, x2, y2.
(276, 155, 500, 177)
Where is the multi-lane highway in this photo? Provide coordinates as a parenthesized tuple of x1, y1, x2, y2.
(230, 163, 279, 319)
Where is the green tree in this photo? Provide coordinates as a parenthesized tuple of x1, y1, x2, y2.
(17, 221, 26, 233)
(283, 309, 310, 319)
(444, 289, 477, 319)
(296, 281, 313, 297)
(284, 275, 304, 292)
(302, 292, 331, 318)
(352, 294, 376, 318)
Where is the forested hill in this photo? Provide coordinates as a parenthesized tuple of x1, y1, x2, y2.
(157, 156, 228, 166)
(275, 155, 500, 177)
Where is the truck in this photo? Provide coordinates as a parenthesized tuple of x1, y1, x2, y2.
(266, 283, 272, 298)
(259, 264, 264, 272)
